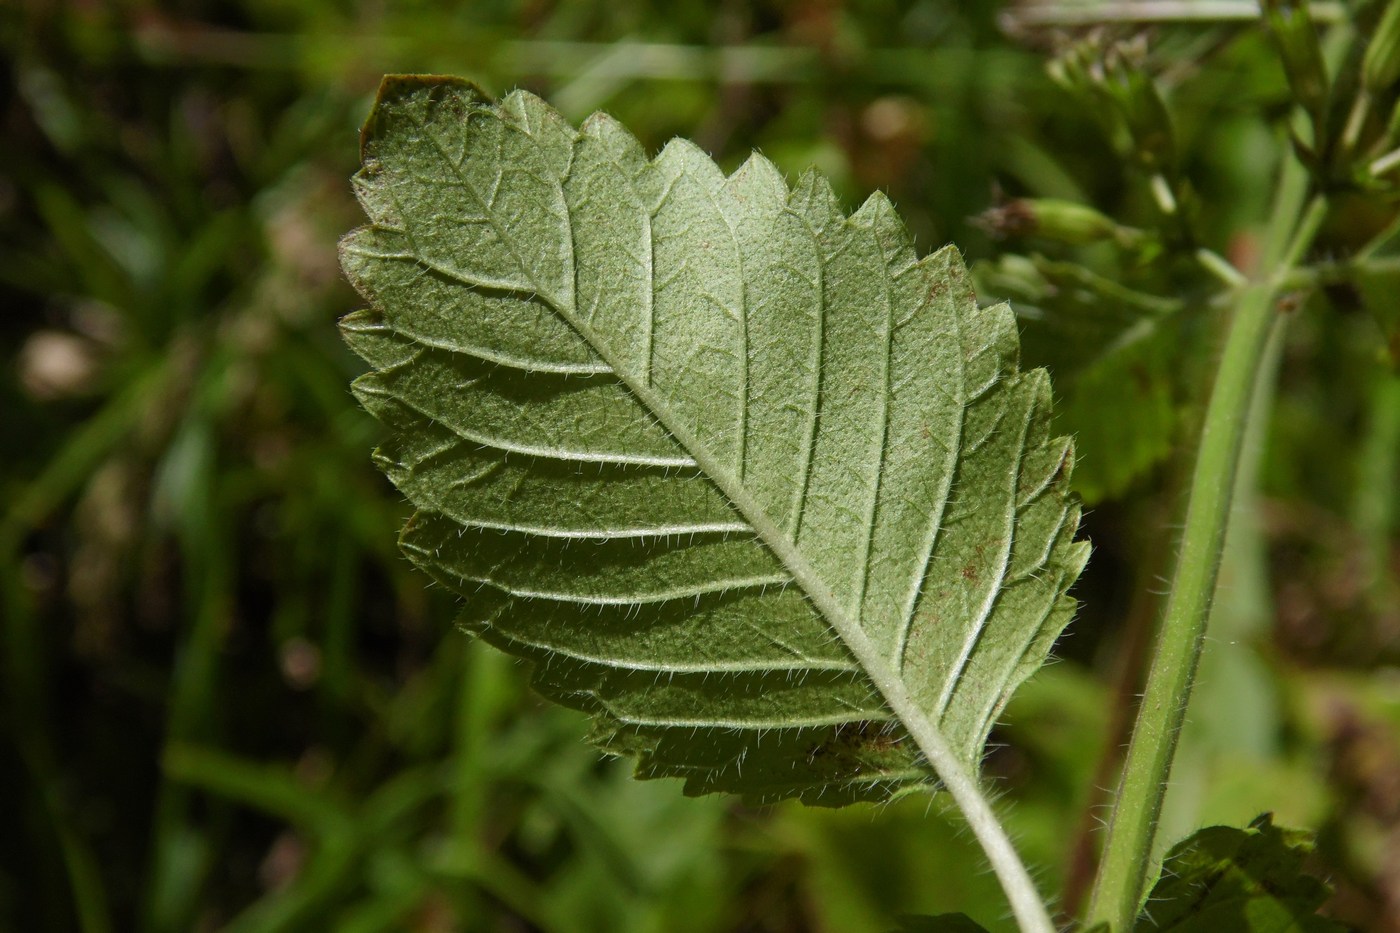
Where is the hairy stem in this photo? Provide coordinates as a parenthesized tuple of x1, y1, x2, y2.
(1085, 172, 1326, 930)
(875, 679, 1056, 933)
(1058, 502, 1174, 920)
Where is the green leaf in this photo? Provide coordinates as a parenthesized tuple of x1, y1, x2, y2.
(340, 76, 1088, 806)
(1136, 814, 1349, 932)
(1353, 262, 1400, 361)
(1056, 316, 1181, 504)
(977, 255, 1187, 503)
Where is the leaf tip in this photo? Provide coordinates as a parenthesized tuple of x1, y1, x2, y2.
(579, 109, 623, 137)
(791, 168, 842, 222)
(580, 110, 648, 166)
(359, 74, 491, 160)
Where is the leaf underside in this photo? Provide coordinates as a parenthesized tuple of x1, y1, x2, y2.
(341, 75, 1089, 806)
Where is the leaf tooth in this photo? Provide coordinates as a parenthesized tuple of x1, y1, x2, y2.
(788, 169, 844, 231)
(1015, 436, 1074, 511)
(351, 169, 401, 229)
(338, 308, 421, 371)
(724, 153, 787, 211)
(654, 137, 727, 191)
(498, 90, 577, 169)
(849, 188, 902, 240)
(963, 301, 1021, 381)
(1008, 502, 1073, 585)
(578, 110, 649, 170)
(960, 406, 1009, 459)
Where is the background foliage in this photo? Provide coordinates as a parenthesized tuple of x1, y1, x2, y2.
(2, 2, 1397, 931)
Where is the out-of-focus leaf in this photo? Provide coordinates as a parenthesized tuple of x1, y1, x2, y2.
(977, 255, 1185, 502)
(890, 912, 991, 932)
(1055, 316, 1179, 504)
(1352, 262, 1400, 360)
(1135, 813, 1349, 932)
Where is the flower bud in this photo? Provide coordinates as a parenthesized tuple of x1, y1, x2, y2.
(976, 198, 1142, 249)
(1049, 37, 1176, 174)
(1103, 46, 1176, 172)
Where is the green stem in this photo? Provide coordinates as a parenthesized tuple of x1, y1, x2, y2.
(1084, 182, 1327, 930)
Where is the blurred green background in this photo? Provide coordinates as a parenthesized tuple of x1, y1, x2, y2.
(3, 2, 1399, 931)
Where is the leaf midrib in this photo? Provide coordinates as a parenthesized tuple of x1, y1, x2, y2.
(361, 85, 1076, 933)
(511, 121, 965, 768)
(398, 103, 987, 762)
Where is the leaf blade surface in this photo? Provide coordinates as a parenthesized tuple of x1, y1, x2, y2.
(342, 75, 1088, 805)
